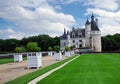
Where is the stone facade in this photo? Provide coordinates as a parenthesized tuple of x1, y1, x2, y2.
(60, 15, 102, 52)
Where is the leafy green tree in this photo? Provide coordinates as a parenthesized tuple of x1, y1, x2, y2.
(54, 45, 60, 53)
(27, 42, 41, 52)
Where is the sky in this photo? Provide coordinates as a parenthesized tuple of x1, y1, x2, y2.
(0, 0, 120, 39)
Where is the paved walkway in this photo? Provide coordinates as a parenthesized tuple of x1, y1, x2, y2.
(28, 55, 79, 84)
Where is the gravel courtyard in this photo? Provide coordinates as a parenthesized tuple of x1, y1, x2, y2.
(0, 55, 66, 84)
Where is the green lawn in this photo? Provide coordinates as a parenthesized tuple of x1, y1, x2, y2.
(0, 57, 27, 64)
(5, 55, 77, 84)
(37, 53, 120, 84)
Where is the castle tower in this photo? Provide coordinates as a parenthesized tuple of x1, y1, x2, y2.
(90, 14, 101, 52)
(66, 30, 71, 47)
(85, 19, 91, 47)
(64, 28, 66, 35)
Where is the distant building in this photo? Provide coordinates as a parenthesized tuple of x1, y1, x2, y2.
(60, 14, 101, 52)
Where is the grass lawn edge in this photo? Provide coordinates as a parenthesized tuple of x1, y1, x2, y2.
(0, 57, 27, 64)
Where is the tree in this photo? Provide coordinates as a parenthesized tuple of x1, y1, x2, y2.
(102, 33, 120, 51)
(27, 42, 41, 52)
(54, 45, 60, 53)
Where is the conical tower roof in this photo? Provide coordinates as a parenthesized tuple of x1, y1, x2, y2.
(85, 19, 90, 25)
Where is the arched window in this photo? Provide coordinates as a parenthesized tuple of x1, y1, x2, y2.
(79, 44, 82, 48)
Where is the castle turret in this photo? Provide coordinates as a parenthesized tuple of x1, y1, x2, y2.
(85, 19, 91, 31)
(85, 19, 91, 47)
(90, 14, 101, 52)
(66, 30, 71, 47)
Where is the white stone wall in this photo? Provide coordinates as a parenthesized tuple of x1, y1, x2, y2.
(61, 37, 86, 50)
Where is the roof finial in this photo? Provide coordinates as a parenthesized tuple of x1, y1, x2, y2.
(91, 12, 94, 21)
(64, 28, 66, 34)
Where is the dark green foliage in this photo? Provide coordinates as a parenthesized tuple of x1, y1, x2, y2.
(0, 34, 60, 52)
(54, 45, 60, 53)
(102, 33, 120, 51)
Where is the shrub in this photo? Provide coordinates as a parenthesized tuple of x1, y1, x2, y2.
(70, 46, 74, 50)
(48, 47, 53, 51)
(54, 45, 60, 53)
(65, 46, 70, 51)
(14, 47, 26, 53)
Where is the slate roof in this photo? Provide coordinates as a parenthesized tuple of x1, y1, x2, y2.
(91, 20, 100, 31)
(60, 28, 85, 40)
(85, 19, 90, 25)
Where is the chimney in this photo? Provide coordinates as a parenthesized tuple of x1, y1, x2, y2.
(95, 18, 98, 26)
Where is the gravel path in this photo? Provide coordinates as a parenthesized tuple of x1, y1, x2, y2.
(0, 55, 66, 84)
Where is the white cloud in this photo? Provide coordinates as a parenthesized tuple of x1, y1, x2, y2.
(0, 28, 25, 39)
(86, 0, 119, 11)
(0, 0, 75, 39)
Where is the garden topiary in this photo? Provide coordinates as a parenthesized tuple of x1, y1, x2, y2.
(48, 47, 53, 51)
(65, 46, 70, 51)
(15, 46, 26, 53)
(54, 45, 60, 53)
(27, 42, 41, 52)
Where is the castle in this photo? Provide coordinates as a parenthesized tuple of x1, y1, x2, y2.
(60, 15, 102, 52)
